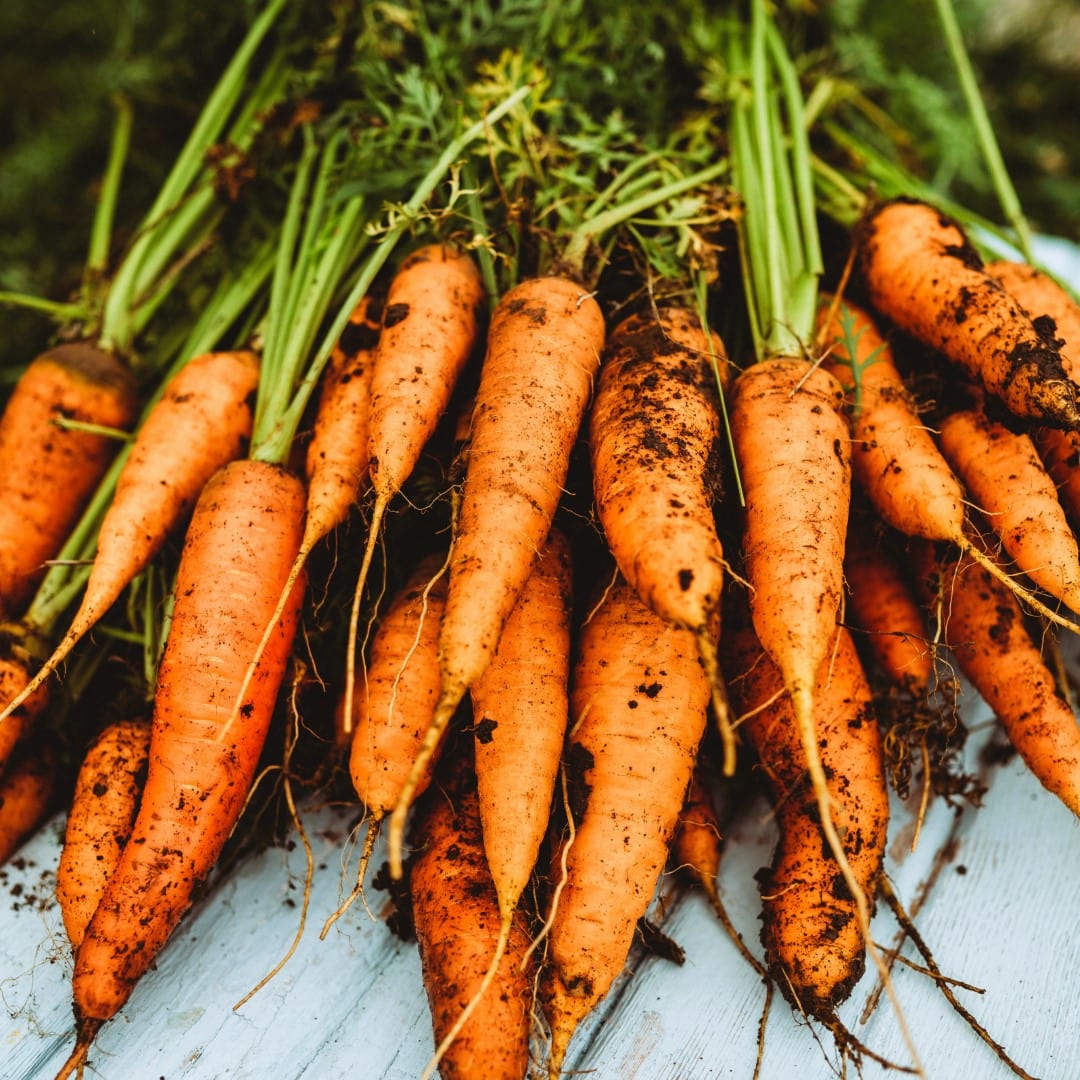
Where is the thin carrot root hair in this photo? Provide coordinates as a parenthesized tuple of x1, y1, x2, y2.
(320, 815, 382, 939)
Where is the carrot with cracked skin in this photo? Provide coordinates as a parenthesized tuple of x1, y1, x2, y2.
(67, 459, 306, 1059)
(387, 275, 605, 878)
(588, 306, 735, 771)
(0, 350, 259, 726)
(985, 259, 1080, 528)
(843, 522, 934, 695)
(0, 738, 56, 865)
(344, 247, 485, 732)
(725, 610, 889, 1018)
(57, 719, 152, 950)
(471, 527, 572, 923)
(410, 743, 535, 1080)
(543, 574, 710, 1077)
(340, 551, 450, 907)
(0, 343, 137, 621)
(937, 404, 1080, 613)
(912, 538, 1080, 817)
(856, 198, 1080, 430)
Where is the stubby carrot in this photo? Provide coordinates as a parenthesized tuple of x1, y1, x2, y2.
(856, 198, 1080, 430)
(68, 460, 306, 1053)
(588, 306, 734, 769)
(0, 343, 137, 620)
(57, 719, 152, 950)
(387, 275, 606, 878)
(543, 574, 711, 1077)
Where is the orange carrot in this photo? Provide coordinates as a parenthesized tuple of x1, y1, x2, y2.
(671, 766, 724, 894)
(937, 404, 1080, 613)
(543, 574, 710, 1076)
(410, 744, 535, 1080)
(0, 738, 56, 865)
(588, 305, 735, 770)
(843, 523, 934, 694)
(387, 275, 605, 878)
(856, 198, 1080, 430)
(726, 613, 889, 1018)
(0, 647, 50, 775)
(0, 350, 259, 724)
(471, 527, 572, 920)
(912, 539, 1080, 816)
(69, 460, 306, 1044)
(57, 719, 152, 950)
(985, 260, 1080, 528)
(0, 343, 137, 620)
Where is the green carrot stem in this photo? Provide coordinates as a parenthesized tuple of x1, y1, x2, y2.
(85, 93, 134, 285)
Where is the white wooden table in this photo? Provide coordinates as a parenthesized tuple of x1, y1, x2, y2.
(2, 685, 1078, 1080)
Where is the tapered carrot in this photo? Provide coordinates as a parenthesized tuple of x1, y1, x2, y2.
(0, 343, 137, 621)
(912, 539, 1080, 816)
(937, 405, 1080, 613)
(985, 259, 1080, 528)
(410, 744, 535, 1080)
(0, 350, 259, 725)
(543, 574, 711, 1076)
(843, 522, 934, 694)
(387, 275, 606, 878)
(0, 738, 56, 865)
(57, 719, 152, 950)
(726, 613, 888, 1018)
(69, 460, 306, 1045)
(856, 198, 1080, 430)
(588, 306, 735, 770)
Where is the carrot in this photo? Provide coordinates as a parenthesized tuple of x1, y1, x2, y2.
(816, 292, 1080, 635)
(471, 526, 572, 923)
(588, 305, 736, 770)
(410, 743, 535, 1080)
(937, 404, 1080, 613)
(912, 538, 1080, 816)
(0, 646, 50, 775)
(387, 275, 605, 878)
(0, 738, 56, 865)
(543, 574, 710, 1077)
(339, 551, 450, 910)
(343, 247, 484, 731)
(671, 766, 724, 896)
(57, 719, 152, 950)
(843, 522, 934, 694)
(855, 198, 1080, 430)
(0, 350, 259, 725)
(726, 612, 889, 1019)
(68, 460, 306, 1046)
(984, 259, 1080, 528)
(0, 343, 137, 621)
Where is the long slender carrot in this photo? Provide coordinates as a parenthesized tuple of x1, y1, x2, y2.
(57, 719, 152, 950)
(543, 574, 711, 1077)
(0, 350, 259, 725)
(937, 404, 1080, 614)
(410, 743, 535, 1080)
(0, 344, 137, 621)
(588, 305, 735, 770)
(69, 460, 306, 1041)
(856, 198, 1080, 430)
(387, 275, 606, 879)
(912, 538, 1080, 816)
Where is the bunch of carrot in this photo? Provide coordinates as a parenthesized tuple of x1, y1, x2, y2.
(3, 2, 1080, 1079)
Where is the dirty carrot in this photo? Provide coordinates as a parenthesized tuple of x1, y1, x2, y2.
(0, 738, 56, 866)
(856, 197, 1080, 430)
(543, 574, 710, 1077)
(588, 305, 735, 771)
(386, 275, 606, 879)
(0, 344, 137, 622)
(57, 719, 152, 950)
(0, 646, 50, 775)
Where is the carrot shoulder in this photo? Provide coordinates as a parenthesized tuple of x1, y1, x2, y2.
(856, 198, 1080, 430)
(72, 459, 306, 1026)
(0, 343, 138, 620)
(543, 575, 710, 1076)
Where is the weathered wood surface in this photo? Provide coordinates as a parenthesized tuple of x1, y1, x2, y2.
(2, 685, 1077, 1080)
